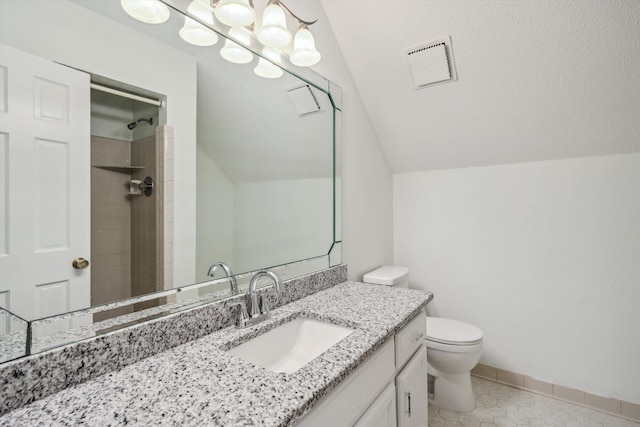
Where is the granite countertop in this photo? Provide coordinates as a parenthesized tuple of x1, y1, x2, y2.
(0, 281, 431, 427)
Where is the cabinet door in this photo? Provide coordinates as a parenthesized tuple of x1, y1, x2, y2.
(396, 345, 427, 427)
(354, 383, 397, 427)
(295, 340, 395, 427)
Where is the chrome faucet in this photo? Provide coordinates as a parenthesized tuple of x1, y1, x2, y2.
(231, 270, 282, 328)
(248, 270, 282, 317)
(207, 262, 238, 295)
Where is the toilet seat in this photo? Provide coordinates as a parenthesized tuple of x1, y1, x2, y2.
(426, 317, 483, 346)
(425, 338, 483, 353)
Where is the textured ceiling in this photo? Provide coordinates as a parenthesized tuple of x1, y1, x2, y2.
(321, 0, 640, 173)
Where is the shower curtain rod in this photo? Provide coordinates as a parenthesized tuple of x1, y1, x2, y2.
(90, 83, 163, 107)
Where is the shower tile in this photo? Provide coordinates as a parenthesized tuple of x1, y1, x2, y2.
(164, 139, 173, 161)
(166, 202, 174, 223)
(163, 263, 173, 285)
(165, 222, 173, 244)
(166, 181, 173, 202)
(92, 241, 121, 257)
(92, 218, 110, 233)
(166, 161, 173, 181)
(164, 247, 173, 265)
(92, 254, 119, 269)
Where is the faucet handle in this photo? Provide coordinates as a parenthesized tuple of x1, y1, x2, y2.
(260, 290, 279, 316)
(260, 294, 270, 316)
(229, 300, 249, 327)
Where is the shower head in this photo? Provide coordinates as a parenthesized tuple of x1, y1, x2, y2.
(127, 117, 153, 130)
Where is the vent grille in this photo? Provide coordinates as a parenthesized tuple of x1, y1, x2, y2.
(286, 84, 322, 116)
(405, 36, 457, 90)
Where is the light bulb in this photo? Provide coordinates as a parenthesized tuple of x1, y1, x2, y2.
(290, 26, 321, 67)
(257, 3, 291, 48)
(220, 27, 254, 64)
(215, 0, 255, 27)
(121, 0, 170, 24)
(187, 0, 215, 25)
(180, 17, 219, 46)
(254, 47, 283, 78)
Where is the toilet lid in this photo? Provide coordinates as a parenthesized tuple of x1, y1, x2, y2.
(426, 317, 483, 345)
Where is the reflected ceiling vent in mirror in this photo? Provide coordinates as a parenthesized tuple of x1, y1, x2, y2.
(405, 36, 457, 90)
(286, 84, 322, 116)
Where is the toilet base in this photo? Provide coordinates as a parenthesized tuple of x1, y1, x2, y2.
(427, 361, 475, 412)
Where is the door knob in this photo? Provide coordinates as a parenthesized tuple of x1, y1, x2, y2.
(72, 257, 90, 269)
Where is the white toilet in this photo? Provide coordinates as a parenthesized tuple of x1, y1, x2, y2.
(363, 266, 484, 413)
(425, 316, 483, 412)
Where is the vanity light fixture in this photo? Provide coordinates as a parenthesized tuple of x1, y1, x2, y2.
(257, 1, 291, 48)
(121, 0, 170, 24)
(220, 26, 254, 64)
(180, 0, 220, 46)
(214, 0, 256, 27)
(180, 17, 219, 46)
(187, 0, 216, 24)
(121, 0, 321, 77)
(214, 0, 321, 68)
(290, 24, 321, 67)
(254, 47, 283, 78)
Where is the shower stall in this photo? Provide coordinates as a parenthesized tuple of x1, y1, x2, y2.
(90, 86, 170, 319)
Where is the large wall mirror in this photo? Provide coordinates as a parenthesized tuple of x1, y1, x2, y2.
(0, 0, 341, 361)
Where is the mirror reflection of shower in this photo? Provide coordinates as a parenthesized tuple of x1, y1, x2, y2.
(90, 84, 167, 321)
(127, 117, 153, 130)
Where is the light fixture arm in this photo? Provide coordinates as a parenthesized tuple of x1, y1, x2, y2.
(209, 0, 256, 8)
(275, 0, 318, 26)
(208, 0, 316, 25)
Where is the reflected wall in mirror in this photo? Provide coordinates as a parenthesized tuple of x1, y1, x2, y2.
(0, 0, 341, 344)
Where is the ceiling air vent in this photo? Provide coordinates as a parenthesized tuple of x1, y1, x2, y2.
(286, 84, 322, 116)
(405, 36, 457, 90)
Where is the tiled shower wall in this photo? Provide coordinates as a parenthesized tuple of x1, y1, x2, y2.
(131, 135, 157, 300)
(90, 127, 173, 317)
(159, 126, 174, 292)
(90, 136, 132, 311)
(131, 126, 174, 309)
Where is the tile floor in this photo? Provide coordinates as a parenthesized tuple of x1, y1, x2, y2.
(428, 376, 640, 427)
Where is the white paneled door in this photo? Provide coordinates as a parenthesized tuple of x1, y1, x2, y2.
(0, 44, 90, 331)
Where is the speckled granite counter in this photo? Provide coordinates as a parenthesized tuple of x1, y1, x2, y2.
(0, 282, 431, 426)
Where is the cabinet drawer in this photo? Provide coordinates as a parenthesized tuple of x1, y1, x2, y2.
(395, 311, 426, 369)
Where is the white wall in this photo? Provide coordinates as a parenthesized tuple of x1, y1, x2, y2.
(0, 0, 197, 287)
(195, 145, 234, 283)
(308, 1, 394, 280)
(234, 178, 333, 273)
(394, 153, 640, 403)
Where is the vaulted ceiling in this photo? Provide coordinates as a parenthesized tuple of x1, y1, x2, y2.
(321, 0, 640, 173)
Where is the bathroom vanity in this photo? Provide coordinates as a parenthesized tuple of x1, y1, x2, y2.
(0, 279, 432, 426)
(297, 310, 427, 427)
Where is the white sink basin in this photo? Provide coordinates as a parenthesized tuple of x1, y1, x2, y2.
(227, 317, 354, 374)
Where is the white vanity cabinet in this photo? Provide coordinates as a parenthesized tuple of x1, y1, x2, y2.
(353, 383, 397, 427)
(396, 346, 428, 427)
(393, 310, 428, 427)
(296, 311, 427, 427)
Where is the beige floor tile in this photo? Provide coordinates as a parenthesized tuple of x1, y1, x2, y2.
(428, 377, 639, 427)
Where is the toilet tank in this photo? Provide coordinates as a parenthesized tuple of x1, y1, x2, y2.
(363, 265, 410, 288)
